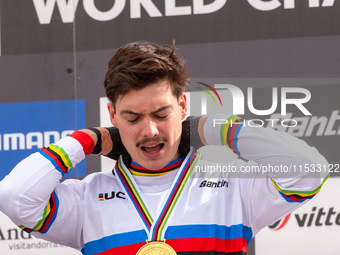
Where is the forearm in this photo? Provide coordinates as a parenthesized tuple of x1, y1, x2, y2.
(79, 127, 113, 155)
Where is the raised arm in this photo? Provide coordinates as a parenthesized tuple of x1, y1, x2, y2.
(199, 114, 329, 232)
(0, 131, 96, 249)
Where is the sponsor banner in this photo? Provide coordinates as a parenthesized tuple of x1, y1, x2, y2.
(1, 0, 340, 55)
(0, 100, 86, 181)
(249, 83, 340, 172)
(0, 212, 81, 255)
(255, 177, 340, 255)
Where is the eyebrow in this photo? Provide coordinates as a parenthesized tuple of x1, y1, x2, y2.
(120, 105, 173, 116)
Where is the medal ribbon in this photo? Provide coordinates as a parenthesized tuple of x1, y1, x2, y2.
(114, 147, 199, 241)
(129, 157, 185, 176)
(115, 159, 154, 231)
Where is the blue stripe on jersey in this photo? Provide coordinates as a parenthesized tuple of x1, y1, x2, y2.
(39, 150, 65, 176)
(83, 224, 253, 254)
(233, 125, 242, 156)
(165, 224, 253, 246)
(42, 191, 60, 233)
(83, 229, 147, 255)
(278, 191, 313, 203)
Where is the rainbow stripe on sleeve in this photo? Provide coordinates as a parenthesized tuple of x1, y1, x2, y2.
(271, 174, 329, 203)
(19, 191, 59, 234)
(39, 144, 73, 176)
(220, 115, 243, 156)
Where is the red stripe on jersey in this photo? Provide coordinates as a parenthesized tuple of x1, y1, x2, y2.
(39, 194, 57, 233)
(168, 237, 247, 253)
(96, 242, 143, 254)
(94, 237, 247, 254)
(41, 148, 67, 174)
(69, 131, 95, 155)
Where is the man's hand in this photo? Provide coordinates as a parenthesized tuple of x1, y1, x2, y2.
(178, 116, 206, 156)
(81, 127, 129, 160)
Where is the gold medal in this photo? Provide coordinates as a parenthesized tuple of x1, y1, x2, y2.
(136, 241, 177, 255)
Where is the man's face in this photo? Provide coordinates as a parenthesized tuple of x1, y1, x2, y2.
(108, 80, 187, 170)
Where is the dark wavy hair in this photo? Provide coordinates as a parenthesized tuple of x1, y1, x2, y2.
(104, 41, 190, 107)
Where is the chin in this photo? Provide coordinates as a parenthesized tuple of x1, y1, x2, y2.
(130, 145, 179, 170)
(141, 158, 168, 171)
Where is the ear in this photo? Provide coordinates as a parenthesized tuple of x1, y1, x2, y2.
(179, 92, 188, 120)
(107, 103, 118, 127)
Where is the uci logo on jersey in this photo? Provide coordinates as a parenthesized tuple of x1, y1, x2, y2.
(98, 191, 126, 201)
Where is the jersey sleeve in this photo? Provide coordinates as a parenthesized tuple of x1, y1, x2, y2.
(203, 114, 329, 234)
(0, 131, 94, 250)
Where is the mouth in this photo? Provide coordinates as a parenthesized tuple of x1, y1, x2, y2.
(141, 143, 165, 154)
(137, 137, 167, 160)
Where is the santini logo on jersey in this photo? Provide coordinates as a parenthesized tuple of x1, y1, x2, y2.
(199, 180, 229, 188)
(98, 191, 126, 201)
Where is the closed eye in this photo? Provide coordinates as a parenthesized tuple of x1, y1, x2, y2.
(127, 117, 140, 123)
(155, 113, 169, 119)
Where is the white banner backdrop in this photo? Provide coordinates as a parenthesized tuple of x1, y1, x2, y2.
(100, 97, 116, 172)
(0, 212, 81, 254)
(255, 177, 340, 255)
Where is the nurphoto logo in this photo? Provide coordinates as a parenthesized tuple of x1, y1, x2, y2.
(197, 83, 311, 116)
(195, 83, 312, 128)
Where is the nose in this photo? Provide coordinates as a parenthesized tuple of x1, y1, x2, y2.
(141, 117, 159, 138)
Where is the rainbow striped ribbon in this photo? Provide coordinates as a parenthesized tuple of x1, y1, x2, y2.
(114, 147, 200, 241)
(220, 115, 243, 156)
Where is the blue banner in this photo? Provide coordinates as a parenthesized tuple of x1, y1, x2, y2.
(0, 100, 86, 180)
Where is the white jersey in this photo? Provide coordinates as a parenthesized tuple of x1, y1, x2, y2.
(0, 115, 329, 254)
